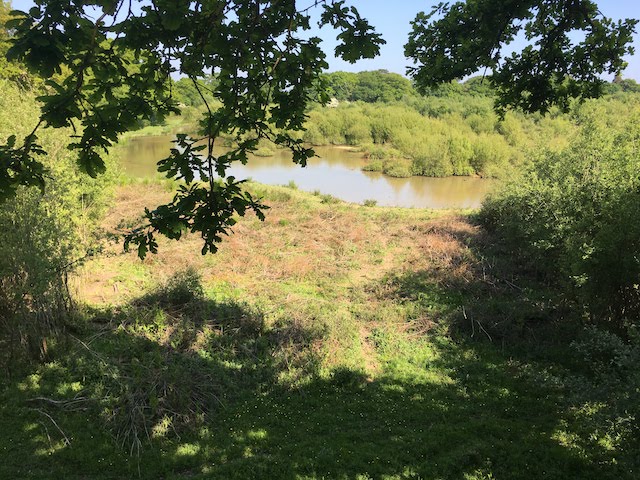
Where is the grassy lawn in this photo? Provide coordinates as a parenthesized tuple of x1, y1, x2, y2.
(1, 182, 636, 479)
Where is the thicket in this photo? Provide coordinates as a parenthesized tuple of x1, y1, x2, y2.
(480, 101, 640, 331)
(470, 95, 640, 447)
(304, 76, 640, 180)
(302, 88, 577, 178)
(0, 79, 115, 365)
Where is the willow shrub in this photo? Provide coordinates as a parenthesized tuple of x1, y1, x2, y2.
(303, 101, 531, 177)
(480, 104, 640, 328)
(0, 79, 115, 361)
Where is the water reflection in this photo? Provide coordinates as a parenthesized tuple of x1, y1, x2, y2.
(121, 135, 495, 209)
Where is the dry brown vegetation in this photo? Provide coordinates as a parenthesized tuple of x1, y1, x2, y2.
(77, 182, 478, 304)
(72, 182, 493, 375)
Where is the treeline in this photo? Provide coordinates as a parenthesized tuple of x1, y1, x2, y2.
(321, 69, 414, 102)
(303, 99, 544, 178)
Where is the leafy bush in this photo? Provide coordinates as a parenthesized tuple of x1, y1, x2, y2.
(480, 105, 640, 328)
(143, 268, 205, 308)
(362, 158, 383, 172)
(343, 119, 371, 145)
(383, 159, 413, 177)
(470, 134, 512, 176)
(0, 79, 114, 362)
(301, 123, 325, 145)
(571, 326, 639, 379)
(568, 326, 640, 455)
(320, 193, 339, 204)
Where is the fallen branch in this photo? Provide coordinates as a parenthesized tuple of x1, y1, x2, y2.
(26, 396, 91, 411)
(463, 306, 474, 337)
(475, 317, 493, 342)
(32, 408, 71, 446)
(463, 306, 492, 342)
(504, 279, 523, 291)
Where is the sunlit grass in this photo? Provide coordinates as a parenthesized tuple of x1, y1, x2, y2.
(1, 181, 637, 479)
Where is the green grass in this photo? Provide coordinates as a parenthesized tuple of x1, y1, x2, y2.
(1, 183, 638, 479)
(2, 320, 633, 479)
(119, 115, 195, 140)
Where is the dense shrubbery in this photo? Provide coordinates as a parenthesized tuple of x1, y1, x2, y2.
(302, 72, 640, 180)
(477, 98, 640, 454)
(480, 102, 640, 329)
(302, 95, 574, 177)
(0, 79, 115, 362)
(568, 325, 640, 456)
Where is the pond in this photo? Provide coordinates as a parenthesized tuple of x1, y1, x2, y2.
(121, 134, 496, 209)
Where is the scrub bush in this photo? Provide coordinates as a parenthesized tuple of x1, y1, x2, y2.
(0, 79, 115, 363)
(480, 105, 640, 329)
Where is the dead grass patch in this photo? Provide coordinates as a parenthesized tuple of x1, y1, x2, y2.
(76, 182, 498, 372)
(80, 184, 483, 306)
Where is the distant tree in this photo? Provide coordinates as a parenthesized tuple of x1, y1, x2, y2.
(0, 0, 27, 83)
(607, 76, 640, 94)
(0, 1, 8, 42)
(350, 70, 414, 103)
(618, 78, 640, 93)
(0, 1, 11, 57)
(322, 70, 358, 101)
(322, 70, 414, 103)
(172, 75, 218, 108)
(462, 76, 494, 97)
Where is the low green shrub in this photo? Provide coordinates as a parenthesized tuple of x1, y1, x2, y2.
(143, 268, 205, 308)
(568, 326, 640, 454)
(320, 193, 339, 204)
(383, 159, 413, 177)
(362, 158, 383, 172)
(0, 80, 115, 363)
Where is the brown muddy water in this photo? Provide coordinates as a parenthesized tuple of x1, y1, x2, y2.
(121, 134, 496, 209)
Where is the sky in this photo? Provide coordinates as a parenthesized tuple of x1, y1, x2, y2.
(10, 0, 640, 80)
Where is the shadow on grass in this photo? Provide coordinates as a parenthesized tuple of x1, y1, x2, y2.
(362, 216, 639, 478)
(1, 284, 325, 479)
(0, 235, 635, 479)
(375, 215, 574, 342)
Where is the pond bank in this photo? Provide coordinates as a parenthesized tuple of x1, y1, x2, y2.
(120, 134, 497, 209)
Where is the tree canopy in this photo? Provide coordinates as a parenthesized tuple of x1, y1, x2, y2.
(0, 0, 637, 256)
(405, 0, 638, 114)
(1, 0, 384, 257)
(322, 70, 414, 103)
(0, 0, 27, 82)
